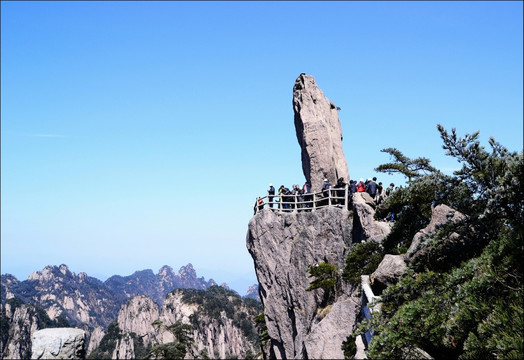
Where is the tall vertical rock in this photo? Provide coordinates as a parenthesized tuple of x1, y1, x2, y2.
(293, 73, 349, 191)
(1, 301, 40, 359)
(247, 208, 359, 359)
(247, 75, 391, 359)
(116, 295, 159, 348)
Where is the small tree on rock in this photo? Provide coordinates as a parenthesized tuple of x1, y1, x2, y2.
(306, 262, 340, 303)
(148, 320, 194, 359)
(375, 147, 437, 182)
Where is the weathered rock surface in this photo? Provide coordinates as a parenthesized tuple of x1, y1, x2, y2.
(355, 334, 367, 359)
(293, 73, 349, 191)
(93, 289, 260, 359)
(116, 295, 159, 347)
(112, 335, 135, 360)
(405, 204, 466, 263)
(3, 264, 121, 330)
(359, 192, 376, 208)
(370, 254, 407, 292)
(31, 328, 86, 359)
(161, 290, 259, 359)
(1, 301, 40, 359)
(247, 207, 356, 359)
(1, 263, 221, 354)
(304, 298, 359, 359)
(0, 274, 18, 303)
(85, 327, 104, 355)
(352, 192, 392, 243)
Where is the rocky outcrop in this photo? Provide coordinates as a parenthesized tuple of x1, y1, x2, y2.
(116, 295, 159, 347)
(370, 254, 407, 292)
(246, 76, 377, 359)
(244, 284, 260, 301)
(85, 327, 104, 355)
(1, 262, 221, 355)
(161, 290, 258, 359)
(304, 298, 359, 359)
(405, 204, 466, 263)
(2, 265, 121, 330)
(0, 274, 18, 304)
(31, 328, 86, 359)
(1, 300, 40, 359)
(112, 335, 135, 360)
(91, 288, 260, 359)
(247, 207, 357, 359)
(293, 73, 349, 191)
(352, 192, 392, 243)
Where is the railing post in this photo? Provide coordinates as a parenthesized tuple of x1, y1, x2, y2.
(312, 192, 316, 211)
(345, 184, 349, 210)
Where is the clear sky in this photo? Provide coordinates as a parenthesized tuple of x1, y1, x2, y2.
(1, 1, 522, 295)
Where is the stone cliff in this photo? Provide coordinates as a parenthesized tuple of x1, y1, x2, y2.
(1, 300, 39, 359)
(88, 287, 260, 359)
(247, 208, 359, 359)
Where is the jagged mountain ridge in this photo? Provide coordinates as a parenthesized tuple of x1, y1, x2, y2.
(104, 264, 218, 306)
(0, 263, 230, 331)
(1, 264, 260, 359)
(1, 265, 121, 329)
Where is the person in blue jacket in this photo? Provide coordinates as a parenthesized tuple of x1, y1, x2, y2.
(366, 177, 378, 199)
(268, 184, 275, 208)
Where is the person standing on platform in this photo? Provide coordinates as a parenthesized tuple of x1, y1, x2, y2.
(268, 183, 275, 208)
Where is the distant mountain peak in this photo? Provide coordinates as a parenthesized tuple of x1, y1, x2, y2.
(2, 263, 230, 323)
(28, 264, 73, 282)
(244, 284, 260, 301)
(178, 263, 196, 278)
(59, 264, 68, 272)
(157, 265, 174, 277)
(220, 283, 230, 290)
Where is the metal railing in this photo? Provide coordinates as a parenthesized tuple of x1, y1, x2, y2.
(254, 185, 349, 213)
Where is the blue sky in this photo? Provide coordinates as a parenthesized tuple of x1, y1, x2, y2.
(1, 1, 522, 295)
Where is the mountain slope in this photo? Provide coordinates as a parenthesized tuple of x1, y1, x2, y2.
(88, 286, 262, 359)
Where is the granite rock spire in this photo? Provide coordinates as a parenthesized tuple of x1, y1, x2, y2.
(293, 73, 349, 191)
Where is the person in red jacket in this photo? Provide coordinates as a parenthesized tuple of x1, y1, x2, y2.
(356, 178, 366, 192)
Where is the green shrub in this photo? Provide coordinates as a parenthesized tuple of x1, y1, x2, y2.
(356, 127, 523, 358)
(306, 262, 340, 304)
(342, 241, 383, 286)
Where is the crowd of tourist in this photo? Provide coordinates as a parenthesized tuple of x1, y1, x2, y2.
(254, 177, 399, 214)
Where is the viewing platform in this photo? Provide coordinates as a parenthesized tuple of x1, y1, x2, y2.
(254, 186, 350, 214)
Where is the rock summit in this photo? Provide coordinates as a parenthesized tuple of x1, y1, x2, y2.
(293, 73, 349, 191)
